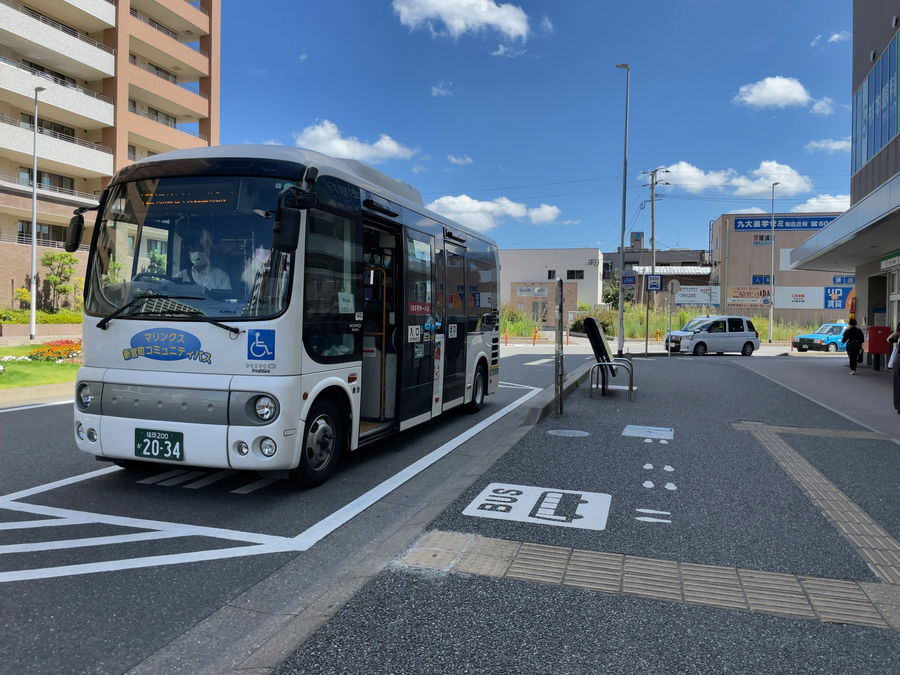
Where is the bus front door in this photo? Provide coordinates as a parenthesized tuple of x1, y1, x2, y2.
(399, 230, 435, 428)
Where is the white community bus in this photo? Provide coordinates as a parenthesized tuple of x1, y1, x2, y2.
(65, 145, 500, 486)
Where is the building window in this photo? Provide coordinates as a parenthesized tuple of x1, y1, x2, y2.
(566, 269, 584, 280)
(852, 33, 898, 175)
(547, 269, 556, 280)
(146, 239, 167, 255)
(147, 107, 177, 128)
(19, 114, 74, 139)
(17, 220, 64, 244)
(19, 168, 74, 192)
(602, 261, 612, 280)
(128, 145, 137, 161)
(22, 60, 76, 87)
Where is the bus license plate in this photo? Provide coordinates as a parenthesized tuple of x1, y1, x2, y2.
(134, 429, 184, 462)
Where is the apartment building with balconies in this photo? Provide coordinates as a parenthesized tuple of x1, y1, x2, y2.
(0, 0, 220, 309)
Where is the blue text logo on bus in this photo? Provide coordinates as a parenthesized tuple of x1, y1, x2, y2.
(124, 329, 212, 364)
(248, 330, 275, 360)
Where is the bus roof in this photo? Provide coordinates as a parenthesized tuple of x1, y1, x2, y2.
(126, 145, 494, 246)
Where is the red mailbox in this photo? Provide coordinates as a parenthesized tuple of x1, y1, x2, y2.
(865, 325, 892, 354)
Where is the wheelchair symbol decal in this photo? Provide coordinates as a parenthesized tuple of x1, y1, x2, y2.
(248, 329, 275, 360)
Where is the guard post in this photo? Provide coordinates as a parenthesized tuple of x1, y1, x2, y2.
(555, 278, 564, 416)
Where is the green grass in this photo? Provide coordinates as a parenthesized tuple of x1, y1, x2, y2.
(0, 344, 80, 390)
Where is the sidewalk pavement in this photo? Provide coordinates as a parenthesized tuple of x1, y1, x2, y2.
(277, 354, 899, 674)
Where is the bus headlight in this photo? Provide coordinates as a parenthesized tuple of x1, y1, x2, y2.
(259, 437, 277, 457)
(236, 441, 249, 456)
(76, 423, 85, 441)
(77, 383, 94, 409)
(86, 428, 98, 442)
(254, 396, 277, 422)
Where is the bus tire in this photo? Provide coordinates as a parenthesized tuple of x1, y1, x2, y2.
(465, 363, 487, 413)
(293, 398, 344, 487)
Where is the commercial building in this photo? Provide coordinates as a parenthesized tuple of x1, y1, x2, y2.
(791, 1, 900, 332)
(710, 212, 848, 325)
(0, 0, 220, 309)
(499, 248, 602, 324)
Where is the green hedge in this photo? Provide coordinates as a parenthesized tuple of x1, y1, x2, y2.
(0, 309, 83, 324)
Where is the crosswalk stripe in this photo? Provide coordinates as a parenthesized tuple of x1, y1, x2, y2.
(157, 471, 206, 487)
(137, 469, 188, 485)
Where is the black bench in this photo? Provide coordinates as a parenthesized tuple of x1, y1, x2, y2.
(584, 317, 634, 400)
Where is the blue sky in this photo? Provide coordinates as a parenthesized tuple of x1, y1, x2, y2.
(221, 0, 852, 253)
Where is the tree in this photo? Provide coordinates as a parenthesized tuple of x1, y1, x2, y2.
(40, 251, 79, 311)
(147, 250, 167, 275)
(14, 287, 31, 310)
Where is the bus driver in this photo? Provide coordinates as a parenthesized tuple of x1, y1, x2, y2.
(178, 232, 231, 291)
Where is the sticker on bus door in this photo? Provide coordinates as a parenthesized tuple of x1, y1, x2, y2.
(432, 335, 444, 416)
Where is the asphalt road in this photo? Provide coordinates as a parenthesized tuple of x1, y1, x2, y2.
(0, 343, 585, 673)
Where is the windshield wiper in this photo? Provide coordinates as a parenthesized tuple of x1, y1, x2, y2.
(96, 294, 205, 330)
(127, 309, 242, 337)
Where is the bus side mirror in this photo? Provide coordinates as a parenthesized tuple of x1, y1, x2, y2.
(65, 213, 84, 252)
(272, 188, 317, 252)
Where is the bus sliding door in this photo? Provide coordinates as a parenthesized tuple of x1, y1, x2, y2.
(443, 243, 467, 407)
(399, 230, 435, 429)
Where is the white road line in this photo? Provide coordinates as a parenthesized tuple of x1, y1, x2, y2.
(137, 469, 189, 485)
(157, 471, 206, 487)
(1, 500, 293, 546)
(0, 400, 73, 414)
(291, 385, 542, 549)
(0, 466, 121, 502)
(230, 477, 281, 494)
(183, 470, 234, 489)
(523, 358, 553, 365)
(0, 543, 293, 584)
(0, 530, 186, 554)
(0, 518, 91, 531)
(498, 381, 539, 390)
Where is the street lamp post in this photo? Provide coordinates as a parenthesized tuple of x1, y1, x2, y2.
(30, 85, 45, 341)
(615, 63, 630, 356)
(768, 181, 779, 343)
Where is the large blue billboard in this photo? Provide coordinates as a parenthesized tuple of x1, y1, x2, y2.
(734, 216, 837, 231)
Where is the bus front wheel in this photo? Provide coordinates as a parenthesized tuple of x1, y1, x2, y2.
(294, 398, 344, 487)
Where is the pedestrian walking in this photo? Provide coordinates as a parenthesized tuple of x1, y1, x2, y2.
(841, 318, 865, 374)
(888, 322, 900, 414)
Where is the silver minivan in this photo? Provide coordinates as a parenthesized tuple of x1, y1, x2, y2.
(678, 315, 760, 356)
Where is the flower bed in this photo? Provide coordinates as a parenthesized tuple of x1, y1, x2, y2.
(27, 339, 83, 362)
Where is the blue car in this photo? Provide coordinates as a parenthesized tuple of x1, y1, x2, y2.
(792, 323, 848, 352)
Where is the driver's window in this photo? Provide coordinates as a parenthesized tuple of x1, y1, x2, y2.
(708, 320, 726, 333)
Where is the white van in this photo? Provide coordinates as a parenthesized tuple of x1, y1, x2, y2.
(678, 315, 760, 356)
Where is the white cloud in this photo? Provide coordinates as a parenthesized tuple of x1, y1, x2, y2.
(490, 43, 526, 57)
(732, 76, 812, 108)
(292, 120, 416, 164)
(828, 31, 850, 43)
(431, 81, 452, 97)
(662, 161, 734, 193)
(411, 165, 428, 174)
(728, 207, 766, 214)
(528, 203, 560, 225)
(791, 194, 849, 213)
(810, 96, 835, 115)
(447, 153, 474, 165)
(540, 15, 554, 33)
(805, 137, 851, 153)
(393, 0, 529, 41)
(731, 160, 813, 197)
(426, 194, 560, 232)
(561, 219, 580, 225)
(810, 34, 822, 47)
(298, 52, 308, 61)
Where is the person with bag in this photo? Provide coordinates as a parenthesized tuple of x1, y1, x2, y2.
(840, 318, 865, 374)
(888, 322, 900, 414)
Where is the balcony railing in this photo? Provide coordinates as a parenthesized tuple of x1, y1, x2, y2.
(0, 172, 100, 202)
(129, 9, 207, 56)
(0, 232, 89, 252)
(128, 105, 208, 141)
(0, 55, 113, 104)
(128, 55, 208, 98)
(0, 113, 113, 154)
(0, 0, 115, 55)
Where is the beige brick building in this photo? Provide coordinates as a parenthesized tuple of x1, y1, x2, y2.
(0, 0, 220, 309)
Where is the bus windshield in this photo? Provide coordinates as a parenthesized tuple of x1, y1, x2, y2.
(85, 175, 294, 321)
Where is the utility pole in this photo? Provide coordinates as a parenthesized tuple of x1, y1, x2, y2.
(641, 168, 669, 354)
